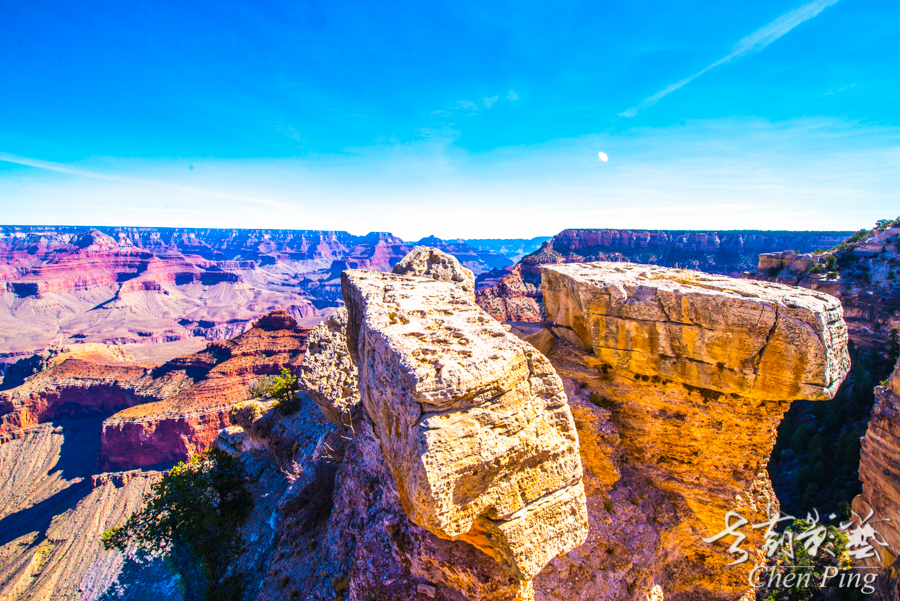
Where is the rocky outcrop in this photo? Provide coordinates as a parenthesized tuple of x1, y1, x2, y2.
(476, 229, 852, 323)
(0, 345, 190, 436)
(391, 246, 476, 300)
(535, 262, 850, 600)
(301, 248, 480, 428)
(745, 223, 900, 350)
(342, 269, 588, 581)
(99, 311, 309, 470)
(299, 308, 360, 427)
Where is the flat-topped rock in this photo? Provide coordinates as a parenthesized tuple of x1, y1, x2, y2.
(542, 262, 850, 401)
(341, 269, 588, 581)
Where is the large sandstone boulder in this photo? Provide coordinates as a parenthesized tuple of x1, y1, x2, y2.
(391, 245, 475, 301)
(535, 262, 850, 600)
(341, 269, 588, 581)
(542, 262, 849, 401)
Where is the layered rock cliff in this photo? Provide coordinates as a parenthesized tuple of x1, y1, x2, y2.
(0, 227, 519, 375)
(476, 229, 852, 322)
(99, 311, 309, 470)
(853, 360, 900, 569)
(0, 309, 311, 600)
(536, 262, 849, 600)
(190, 255, 851, 601)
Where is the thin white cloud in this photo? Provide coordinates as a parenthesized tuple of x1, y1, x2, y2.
(483, 95, 499, 108)
(455, 100, 477, 110)
(0, 152, 294, 209)
(620, 0, 841, 117)
(506, 90, 519, 101)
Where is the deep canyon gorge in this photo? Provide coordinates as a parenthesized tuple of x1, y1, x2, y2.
(1, 223, 898, 601)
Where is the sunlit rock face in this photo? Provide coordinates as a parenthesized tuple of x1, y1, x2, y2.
(391, 245, 476, 301)
(535, 262, 850, 601)
(342, 269, 589, 582)
(854, 360, 900, 573)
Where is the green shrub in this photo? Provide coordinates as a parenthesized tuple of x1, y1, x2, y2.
(248, 375, 275, 398)
(102, 449, 252, 601)
(271, 367, 301, 414)
(848, 229, 869, 244)
(756, 518, 850, 601)
(808, 263, 823, 275)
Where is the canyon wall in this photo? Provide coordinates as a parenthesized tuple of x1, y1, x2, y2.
(0, 227, 520, 373)
(99, 310, 308, 470)
(0, 309, 310, 600)
(211, 255, 850, 601)
(744, 225, 900, 350)
(853, 360, 900, 586)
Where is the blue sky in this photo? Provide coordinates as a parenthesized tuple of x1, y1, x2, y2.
(1, 0, 898, 239)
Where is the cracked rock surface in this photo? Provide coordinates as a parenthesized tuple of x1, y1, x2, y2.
(391, 245, 476, 301)
(536, 262, 851, 601)
(542, 262, 850, 401)
(342, 269, 588, 582)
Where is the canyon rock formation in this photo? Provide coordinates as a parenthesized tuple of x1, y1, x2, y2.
(0, 310, 310, 600)
(100, 310, 309, 470)
(476, 229, 851, 323)
(390, 245, 476, 301)
(0, 226, 523, 375)
(342, 269, 588, 581)
(745, 225, 900, 350)
(853, 359, 900, 600)
(534, 262, 850, 600)
(202, 259, 851, 601)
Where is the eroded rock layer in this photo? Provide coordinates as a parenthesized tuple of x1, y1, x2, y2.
(536, 262, 850, 600)
(341, 269, 589, 581)
(853, 360, 900, 569)
(100, 311, 309, 470)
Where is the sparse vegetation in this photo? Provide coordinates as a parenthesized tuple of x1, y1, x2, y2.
(247, 367, 301, 413)
(248, 374, 275, 398)
(101, 449, 252, 601)
(756, 518, 851, 601)
(271, 367, 301, 413)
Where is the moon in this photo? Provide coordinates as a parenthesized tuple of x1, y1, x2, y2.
(597, 151, 609, 162)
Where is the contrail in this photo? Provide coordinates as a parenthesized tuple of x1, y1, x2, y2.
(620, 0, 841, 117)
(0, 152, 294, 209)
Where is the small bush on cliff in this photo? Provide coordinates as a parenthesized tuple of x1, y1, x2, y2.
(271, 366, 301, 413)
(248, 374, 275, 398)
(101, 449, 252, 601)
